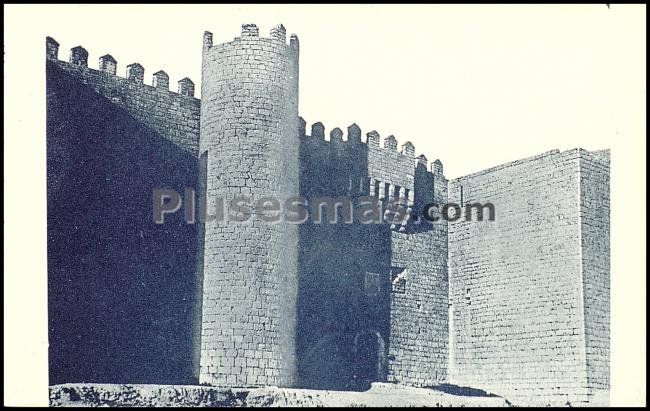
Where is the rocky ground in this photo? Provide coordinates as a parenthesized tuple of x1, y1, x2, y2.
(49, 382, 512, 407)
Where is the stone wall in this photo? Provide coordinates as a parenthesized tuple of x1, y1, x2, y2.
(296, 124, 398, 390)
(296, 123, 449, 389)
(46, 38, 200, 156)
(448, 148, 609, 405)
(46, 41, 202, 385)
(387, 163, 449, 387)
(45, 29, 451, 390)
(579, 149, 610, 395)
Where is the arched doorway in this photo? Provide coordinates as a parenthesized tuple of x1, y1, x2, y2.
(353, 330, 386, 389)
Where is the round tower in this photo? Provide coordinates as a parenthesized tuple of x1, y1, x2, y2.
(198, 24, 300, 387)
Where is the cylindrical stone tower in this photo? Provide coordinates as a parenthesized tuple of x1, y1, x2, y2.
(198, 24, 300, 387)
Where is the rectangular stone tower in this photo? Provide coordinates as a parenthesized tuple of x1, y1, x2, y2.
(448, 148, 610, 406)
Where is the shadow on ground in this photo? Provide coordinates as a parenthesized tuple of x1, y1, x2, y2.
(426, 383, 500, 397)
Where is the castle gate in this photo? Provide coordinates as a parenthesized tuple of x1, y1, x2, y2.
(353, 330, 386, 387)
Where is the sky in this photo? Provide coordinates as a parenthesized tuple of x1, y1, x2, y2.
(8, 4, 645, 179)
(4, 4, 647, 406)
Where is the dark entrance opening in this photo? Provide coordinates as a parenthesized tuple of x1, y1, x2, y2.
(353, 330, 386, 390)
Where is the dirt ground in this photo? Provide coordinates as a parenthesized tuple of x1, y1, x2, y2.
(49, 382, 511, 407)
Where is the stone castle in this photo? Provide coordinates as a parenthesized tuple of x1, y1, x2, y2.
(46, 24, 610, 405)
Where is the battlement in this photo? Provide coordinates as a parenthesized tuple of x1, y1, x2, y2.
(46, 31, 444, 191)
(46, 36, 197, 98)
(300, 118, 437, 172)
(46, 36, 201, 156)
(202, 23, 300, 52)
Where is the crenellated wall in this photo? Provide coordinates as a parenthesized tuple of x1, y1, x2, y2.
(46, 28, 450, 390)
(298, 120, 426, 210)
(46, 24, 609, 405)
(46, 38, 202, 385)
(46, 37, 200, 156)
(296, 120, 448, 389)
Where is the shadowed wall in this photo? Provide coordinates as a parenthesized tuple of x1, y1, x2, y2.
(47, 59, 202, 385)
